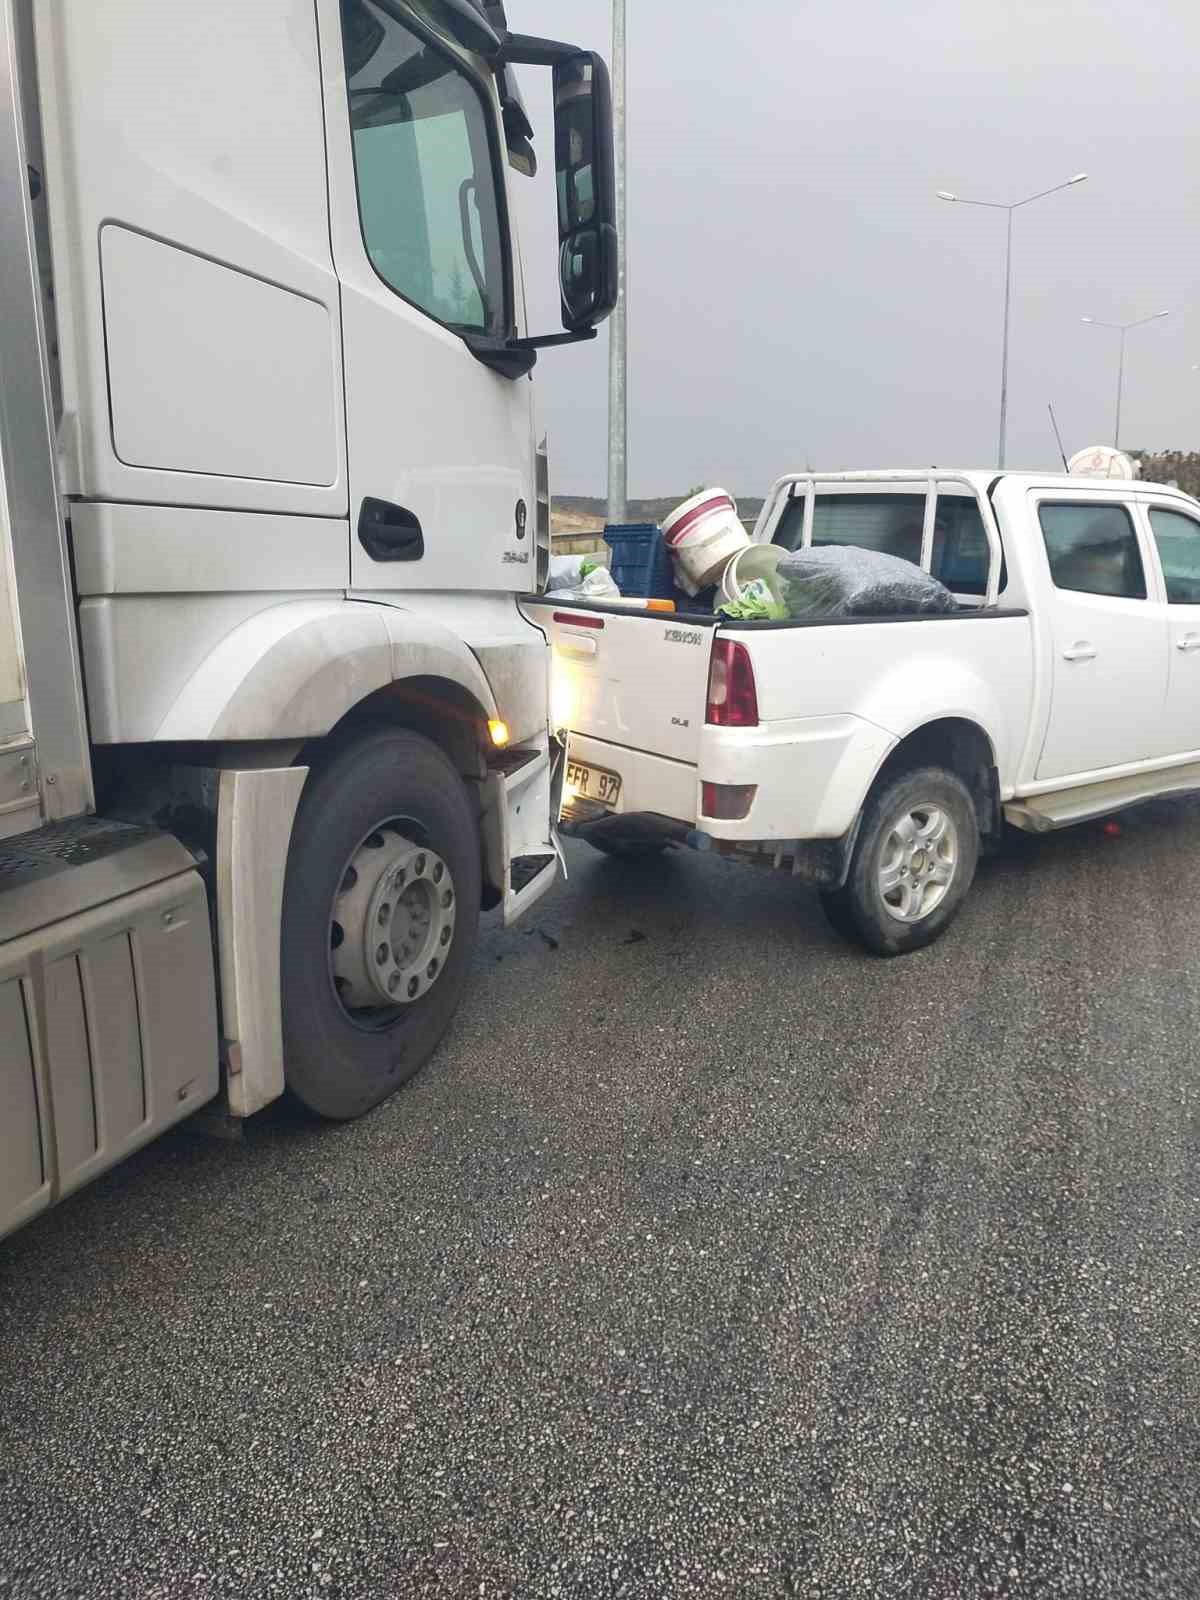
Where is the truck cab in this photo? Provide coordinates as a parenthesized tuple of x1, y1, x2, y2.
(1, 0, 616, 1239)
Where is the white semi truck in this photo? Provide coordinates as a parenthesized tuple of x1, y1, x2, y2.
(0, 0, 617, 1239)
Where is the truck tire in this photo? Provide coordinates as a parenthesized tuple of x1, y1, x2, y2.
(280, 728, 481, 1119)
(819, 765, 978, 957)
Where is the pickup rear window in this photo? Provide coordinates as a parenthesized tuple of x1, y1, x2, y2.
(772, 492, 1003, 596)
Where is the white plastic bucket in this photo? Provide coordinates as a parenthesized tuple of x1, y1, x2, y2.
(719, 543, 786, 608)
(661, 488, 750, 596)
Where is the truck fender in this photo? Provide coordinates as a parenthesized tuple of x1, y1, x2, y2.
(154, 600, 500, 743)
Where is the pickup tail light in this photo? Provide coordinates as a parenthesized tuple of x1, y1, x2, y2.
(706, 639, 759, 726)
(701, 782, 757, 821)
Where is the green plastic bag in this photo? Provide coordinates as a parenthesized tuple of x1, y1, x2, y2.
(718, 577, 787, 621)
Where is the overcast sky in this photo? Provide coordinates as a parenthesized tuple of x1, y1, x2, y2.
(511, 0, 1200, 498)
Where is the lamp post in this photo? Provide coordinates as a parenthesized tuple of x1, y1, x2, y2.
(937, 173, 1088, 468)
(606, 0, 628, 527)
(1081, 311, 1170, 450)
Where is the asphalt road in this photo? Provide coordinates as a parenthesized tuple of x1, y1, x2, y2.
(3, 807, 1200, 1600)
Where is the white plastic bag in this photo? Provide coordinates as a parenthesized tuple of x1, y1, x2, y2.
(547, 563, 621, 602)
(548, 553, 608, 590)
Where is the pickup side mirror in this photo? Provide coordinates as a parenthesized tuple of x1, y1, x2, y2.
(553, 52, 618, 333)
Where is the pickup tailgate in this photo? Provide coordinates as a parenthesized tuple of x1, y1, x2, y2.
(523, 599, 713, 768)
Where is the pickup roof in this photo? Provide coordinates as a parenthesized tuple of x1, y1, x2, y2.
(524, 469, 1200, 954)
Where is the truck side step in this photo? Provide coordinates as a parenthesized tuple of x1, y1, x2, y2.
(480, 744, 563, 927)
(0, 816, 197, 940)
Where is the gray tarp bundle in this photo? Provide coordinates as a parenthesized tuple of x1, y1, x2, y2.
(777, 545, 957, 619)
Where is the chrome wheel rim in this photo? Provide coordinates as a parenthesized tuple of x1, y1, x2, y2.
(878, 804, 958, 925)
(329, 824, 456, 1023)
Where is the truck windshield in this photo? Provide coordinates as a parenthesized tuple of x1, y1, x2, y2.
(342, 0, 506, 338)
(773, 491, 1000, 596)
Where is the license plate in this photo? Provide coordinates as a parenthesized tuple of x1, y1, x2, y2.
(566, 759, 623, 811)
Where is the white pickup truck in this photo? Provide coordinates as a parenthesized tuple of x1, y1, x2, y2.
(526, 469, 1200, 955)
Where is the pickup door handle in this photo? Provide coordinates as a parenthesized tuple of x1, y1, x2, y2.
(1062, 641, 1097, 662)
(358, 498, 424, 562)
(1177, 634, 1200, 653)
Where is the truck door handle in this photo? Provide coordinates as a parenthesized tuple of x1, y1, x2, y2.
(1062, 642, 1097, 662)
(358, 498, 424, 562)
(1177, 634, 1200, 653)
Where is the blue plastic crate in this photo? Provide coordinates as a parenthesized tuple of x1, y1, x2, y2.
(603, 522, 677, 601)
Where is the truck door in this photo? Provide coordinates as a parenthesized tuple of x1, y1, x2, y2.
(1033, 495, 1167, 781)
(317, 0, 534, 595)
(1142, 500, 1200, 759)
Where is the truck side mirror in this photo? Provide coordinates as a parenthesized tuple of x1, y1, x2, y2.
(552, 52, 618, 333)
(478, 34, 618, 371)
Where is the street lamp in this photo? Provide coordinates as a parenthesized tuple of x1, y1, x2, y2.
(938, 172, 1088, 468)
(1080, 310, 1170, 450)
(606, 0, 628, 527)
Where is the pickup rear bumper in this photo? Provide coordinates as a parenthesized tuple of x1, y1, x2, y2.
(566, 731, 698, 821)
(701, 714, 897, 839)
(566, 714, 896, 843)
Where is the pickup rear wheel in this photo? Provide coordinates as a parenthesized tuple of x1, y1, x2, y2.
(280, 728, 481, 1120)
(819, 765, 978, 957)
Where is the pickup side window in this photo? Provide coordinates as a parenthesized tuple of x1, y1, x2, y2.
(341, 0, 507, 338)
(1149, 508, 1200, 604)
(1039, 503, 1146, 600)
(773, 491, 1004, 594)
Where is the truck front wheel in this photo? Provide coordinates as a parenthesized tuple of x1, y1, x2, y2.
(280, 729, 481, 1119)
(819, 765, 978, 957)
